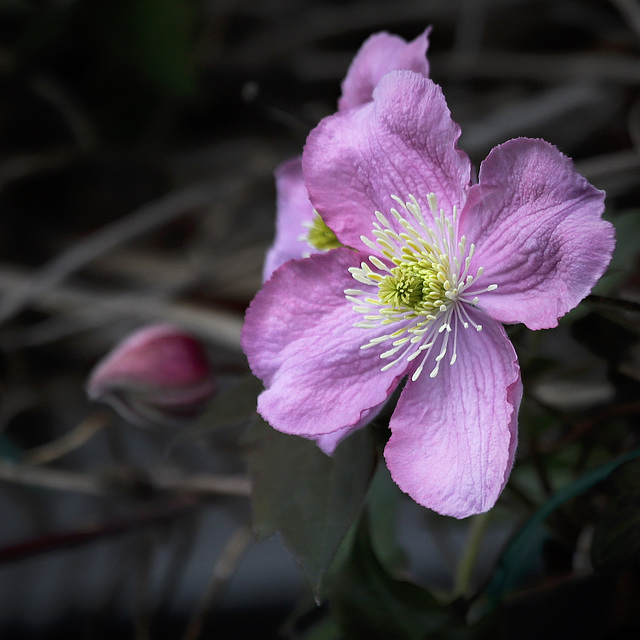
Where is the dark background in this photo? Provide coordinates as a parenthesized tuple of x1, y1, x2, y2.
(0, 0, 639, 638)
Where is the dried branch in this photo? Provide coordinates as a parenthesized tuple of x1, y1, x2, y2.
(611, 0, 640, 41)
(434, 51, 640, 84)
(22, 411, 111, 467)
(181, 521, 254, 640)
(0, 178, 242, 325)
(0, 460, 252, 498)
(0, 265, 244, 351)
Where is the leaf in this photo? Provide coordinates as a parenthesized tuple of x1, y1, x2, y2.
(247, 419, 376, 597)
(366, 463, 407, 573)
(592, 209, 640, 296)
(591, 458, 640, 572)
(486, 447, 640, 607)
(331, 518, 456, 640)
(169, 374, 263, 447)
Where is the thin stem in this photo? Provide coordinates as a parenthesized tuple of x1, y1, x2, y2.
(22, 411, 110, 467)
(181, 521, 254, 640)
(0, 460, 251, 498)
(0, 179, 240, 325)
(452, 511, 491, 599)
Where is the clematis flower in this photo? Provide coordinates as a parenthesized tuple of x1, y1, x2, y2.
(87, 324, 216, 428)
(243, 70, 614, 518)
(263, 28, 431, 280)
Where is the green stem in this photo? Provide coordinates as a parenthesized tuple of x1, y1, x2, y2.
(452, 511, 492, 599)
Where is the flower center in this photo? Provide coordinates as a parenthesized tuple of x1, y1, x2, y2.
(345, 194, 497, 380)
(307, 213, 342, 251)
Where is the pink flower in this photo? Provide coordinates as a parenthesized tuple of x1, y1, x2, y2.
(263, 29, 431, 280)
(87, 324, 216, 428)
(242, 71, 614, 518)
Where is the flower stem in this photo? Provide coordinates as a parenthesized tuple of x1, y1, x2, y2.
(452, 511, 491, 599)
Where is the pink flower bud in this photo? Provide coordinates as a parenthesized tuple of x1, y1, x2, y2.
(87, 324, 216, 427)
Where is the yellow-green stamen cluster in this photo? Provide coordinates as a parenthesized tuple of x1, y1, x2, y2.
(345, 194, 497, 380)
(307, 213, 342, 251)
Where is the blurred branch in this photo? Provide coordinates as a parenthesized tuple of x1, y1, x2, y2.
(135, 532, 154, 640)
(611, 0, 640, 41)
(434, 52, 640, 84)
(0, 178, 242, 326)
(0, 499, 198, 565)
(0, 149, 79, 190)
(22, 411, 110, 467)
(576, 149, 640, 183)
(181, 520, 254, 640)
(0, 265, 243, 351)
(29, 76, 98, 151)
(586, 294, 640, 314)
(539, 400, 640, 454)
(0, 460, 251, 498)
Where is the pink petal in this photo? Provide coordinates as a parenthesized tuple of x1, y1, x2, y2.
(384, 311, 521, 518)
(312, 399, 387, 454)
(303, 71, 471, 252)
(242, 248, 405, 437)
(87, 324, 212, 393)
(263, 157, 316, 281)
(86, 324, 216, 428)
(313, 425, 361, 456)
(338, 28, 431, 112)
(460, 138, 614, 330)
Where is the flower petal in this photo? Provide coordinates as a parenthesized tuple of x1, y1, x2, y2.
(312, 399, 387, 454)
(384, 310, 521, 518)
(460, 138, 614, 330)
(263, 157, 316, 281)
(338, 28, 431, 112)
(303, 71, 471, 252)
(242, 248, 405, 437)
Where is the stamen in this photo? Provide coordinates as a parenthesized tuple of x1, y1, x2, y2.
(347, 193, 496, 379)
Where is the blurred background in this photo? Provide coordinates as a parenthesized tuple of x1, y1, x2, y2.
(0, 0, 640, 638)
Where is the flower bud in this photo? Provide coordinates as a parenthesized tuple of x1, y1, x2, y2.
(87, 324, 216, 427)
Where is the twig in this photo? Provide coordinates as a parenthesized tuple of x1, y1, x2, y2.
(611, 0, 640, 41)
(585, 294, 640, 314)
(461, 82, 608, 154)
(0, 178, 241, 325)
(575, 149, 640, 183)
(0, 499, 197, 565)
(0, 460, 252, 498)
(29, 76, 98, 150)
(0, 149, 79, 190)
(0, 265, 244, 351)
(181, 521, 254, 640)
(0, 461, 105, 494)
(22, 411, 110, 467)
(433, 51, 640, 84)
(135, 532, 154, 640)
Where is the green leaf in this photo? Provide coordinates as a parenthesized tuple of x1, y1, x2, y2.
(247, 419, 376, 597)
(366, 463, 407, 574)
(592, 209, 640, 296)
(332, 518, 456, 640)
(169, 374, 263, 447)
(486, 447, 640, 607)
(591, 458, 640, 572)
